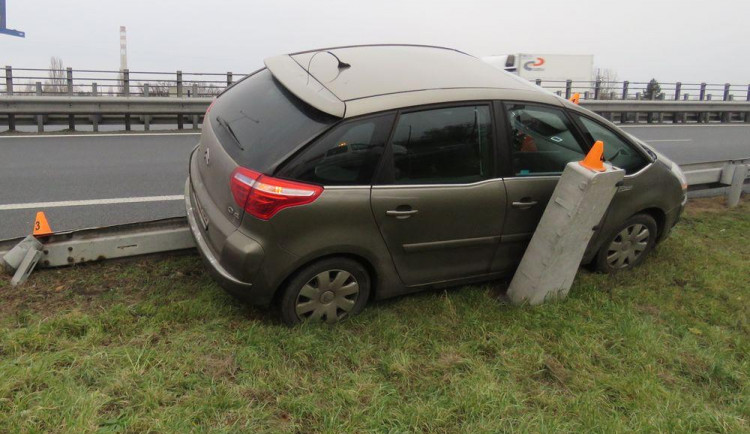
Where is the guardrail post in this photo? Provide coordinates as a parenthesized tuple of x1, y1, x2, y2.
(535, 79, 542, 86)
(619, 81, 630, 123)
(176, 70, 184, 130)
(66, 67, 75, 130)
(672, 82, 682, 123)
(722, 83, 731, 123)
(698, 82, 707, 123)
(192, 83, 199, 130)
(727, 163, 748, 208)
(123, 68, 131, 131)
(594, 79, 601, 100)
(143, 83, 150, 131)
(5, 66, 14, 131)
(35, 82, 44, 132)
(91, 83, 99, 132)
(226, 71, 233, 87)
(565, 80, 572, 99)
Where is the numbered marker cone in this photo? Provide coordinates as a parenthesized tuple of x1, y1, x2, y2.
(569, 93, 581, 104)
(580, 140, 606, 172)
(32, 211, 53, 237)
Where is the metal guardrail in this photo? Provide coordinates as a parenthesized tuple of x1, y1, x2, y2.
(2, 66, 748, 102)
(2, 95, 750, 132)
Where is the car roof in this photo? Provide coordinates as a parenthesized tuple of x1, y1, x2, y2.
(264, 44, 563, 118)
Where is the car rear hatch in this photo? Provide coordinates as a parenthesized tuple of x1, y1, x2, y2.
(191, 67, 341, 251)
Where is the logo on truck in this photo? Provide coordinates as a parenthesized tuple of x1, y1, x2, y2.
(523, 57, 545, 71)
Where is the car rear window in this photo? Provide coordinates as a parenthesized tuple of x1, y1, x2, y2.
(210, 69, 337, 172)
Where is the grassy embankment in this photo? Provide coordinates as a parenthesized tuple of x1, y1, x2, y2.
(0, 197, 747, 432)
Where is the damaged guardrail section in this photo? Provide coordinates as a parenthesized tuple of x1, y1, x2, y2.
(0, 218, 195, 285)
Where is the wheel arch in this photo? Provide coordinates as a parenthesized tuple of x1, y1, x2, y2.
(270, 252, 380, 306)
(636, 207, 667, 242)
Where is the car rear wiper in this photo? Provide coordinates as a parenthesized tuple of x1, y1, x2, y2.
(215, 115, 244, 151)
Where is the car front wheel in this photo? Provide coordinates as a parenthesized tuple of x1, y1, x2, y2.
(595, 214, 658, 273)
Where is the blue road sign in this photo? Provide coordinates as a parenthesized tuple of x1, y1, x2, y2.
(0, 0, 25, 38)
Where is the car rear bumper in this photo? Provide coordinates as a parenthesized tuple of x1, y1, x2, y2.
(185, 178, 259, 298)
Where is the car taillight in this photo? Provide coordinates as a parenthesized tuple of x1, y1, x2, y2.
(230, 167, 323, 220)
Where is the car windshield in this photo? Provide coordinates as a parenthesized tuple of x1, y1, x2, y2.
(209, 69, 337, 171)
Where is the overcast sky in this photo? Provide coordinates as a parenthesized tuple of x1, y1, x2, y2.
(1, 0, 748, 84)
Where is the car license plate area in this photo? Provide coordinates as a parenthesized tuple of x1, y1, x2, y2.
(195, 195, 210, 230)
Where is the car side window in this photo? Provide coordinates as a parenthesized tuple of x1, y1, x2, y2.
(573, 115, 648, 174)
(277, 113, 395, 186)
(504, 103, 588, 176)
(387, 105, 493, 185)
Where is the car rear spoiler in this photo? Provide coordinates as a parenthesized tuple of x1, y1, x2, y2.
(264, 55, 346, 118)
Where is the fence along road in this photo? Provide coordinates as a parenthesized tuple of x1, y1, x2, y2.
(0, 124, 748, 240)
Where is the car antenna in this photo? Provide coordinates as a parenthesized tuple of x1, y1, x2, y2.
(306, 50, 351, 85)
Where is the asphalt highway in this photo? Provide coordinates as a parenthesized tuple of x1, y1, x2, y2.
(1, 125, 748, 240)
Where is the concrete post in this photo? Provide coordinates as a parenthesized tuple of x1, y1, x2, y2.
(506, 160, 625, 305)
(594, 79, 601, 100)
(535, 79, 542, 87)
(143, 83, 150, 131)
(5, 65, 14, 131)
(565, 80, 572, 99)
(226, 71, 233, 87)
(91, 83, 99, 132)
(35, 82, 43, 132)
(622, 81, 629, 100)
(727, 164, 748, 208)
(746, 85, 750, 122)
(176, 70, 184, 129)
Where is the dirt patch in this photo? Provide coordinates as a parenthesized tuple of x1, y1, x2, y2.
(685, 196, 747, 215)
(0, 257, 206, 320)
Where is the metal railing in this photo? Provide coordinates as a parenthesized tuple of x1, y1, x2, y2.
(3, 66, 748, 102)
(536, 79, 750, 102)
(1, 65, 749, 131)
(2, 96, 750, 132)
(1, 66, 246, 98)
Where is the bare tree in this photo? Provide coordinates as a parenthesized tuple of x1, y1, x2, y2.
(44, 56, 67, 94)
(595, 68, 619, 100)
(136, 81, 173, 96)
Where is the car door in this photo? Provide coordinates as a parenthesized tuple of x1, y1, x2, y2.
(497, 101, 590, 261)
(370, 103, 508, 286)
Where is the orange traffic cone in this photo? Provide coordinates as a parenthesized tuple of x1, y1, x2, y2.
(580, 140, 605, 172)
(33, 211, 53, 237)
(569, 93, 581, 104)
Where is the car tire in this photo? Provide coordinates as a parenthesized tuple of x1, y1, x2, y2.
(278, 257, 371, 325)
(595, 214, 658, 273)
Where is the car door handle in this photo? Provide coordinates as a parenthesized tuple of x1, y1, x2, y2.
(386, 209, 419, 219)
(512, 200, 538, 209)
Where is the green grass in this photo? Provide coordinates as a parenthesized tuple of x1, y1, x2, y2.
(1, 198, 748, 432)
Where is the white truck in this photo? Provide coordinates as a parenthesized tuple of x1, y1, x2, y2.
(482, 53, 594, 86)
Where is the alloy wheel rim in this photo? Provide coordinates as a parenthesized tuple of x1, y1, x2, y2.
(606, 223, 650, 269)
(295, 269, 359, 323)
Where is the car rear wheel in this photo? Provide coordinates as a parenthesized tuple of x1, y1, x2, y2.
(595, 214, 658, 273)
(279, 257, 370, 325)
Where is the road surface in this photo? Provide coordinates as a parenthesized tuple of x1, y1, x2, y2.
(1, 125, 748, 240)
